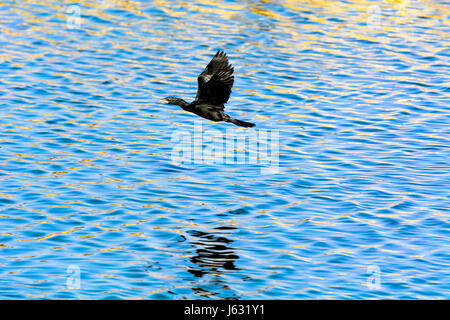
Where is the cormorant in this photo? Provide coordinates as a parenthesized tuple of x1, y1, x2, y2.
(159, 50, 255, 128)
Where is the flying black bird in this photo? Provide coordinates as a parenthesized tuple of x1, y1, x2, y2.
(159, 50, 255, 128)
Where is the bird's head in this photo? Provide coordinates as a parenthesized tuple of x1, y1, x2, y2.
(158, 97, 187, 107)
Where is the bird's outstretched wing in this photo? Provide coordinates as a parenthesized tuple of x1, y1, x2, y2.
(194, 50, 234, 108)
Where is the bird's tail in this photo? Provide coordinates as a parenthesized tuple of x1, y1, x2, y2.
(228, 118, 255, 128)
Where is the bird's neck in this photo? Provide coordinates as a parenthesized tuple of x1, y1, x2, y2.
(171, 98, 191, 110)
(180, 100, 194, 112)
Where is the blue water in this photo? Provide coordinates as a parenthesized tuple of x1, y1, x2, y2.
(1, 0, 449, 299)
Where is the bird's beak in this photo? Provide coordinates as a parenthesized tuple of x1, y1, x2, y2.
(158, 98, 169, 104)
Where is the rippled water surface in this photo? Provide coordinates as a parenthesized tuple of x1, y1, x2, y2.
(1, 0, 449, 299)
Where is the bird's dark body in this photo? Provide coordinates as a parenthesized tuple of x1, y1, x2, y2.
(187, 103, 228, 122)
(160, 50, 255, 128)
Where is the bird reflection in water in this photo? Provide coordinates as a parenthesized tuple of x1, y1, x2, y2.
(186, 227, 239, 278)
